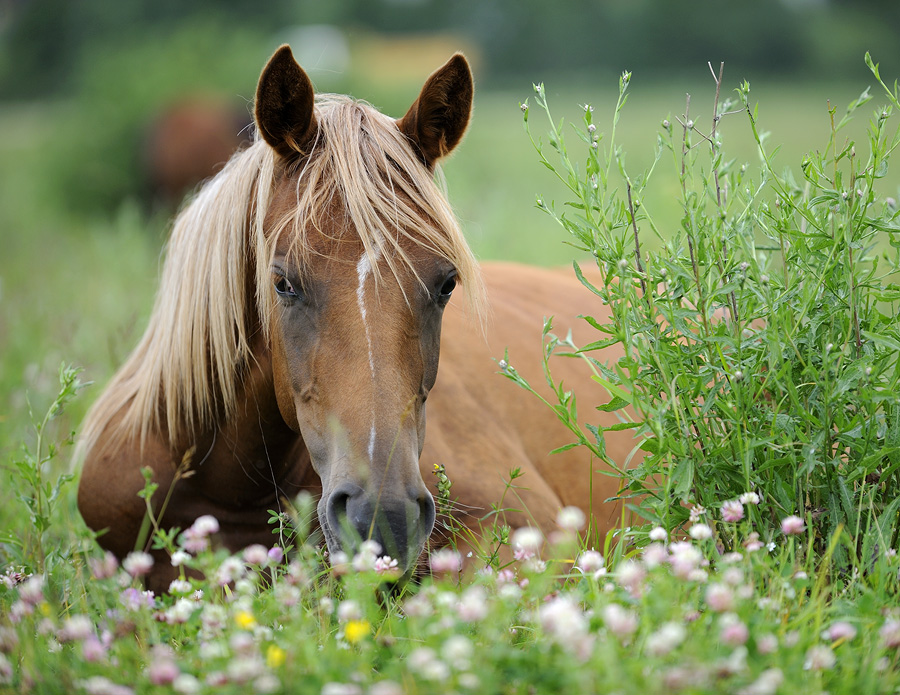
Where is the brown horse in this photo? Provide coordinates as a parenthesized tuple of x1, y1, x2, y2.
(76, 45, 636, 592)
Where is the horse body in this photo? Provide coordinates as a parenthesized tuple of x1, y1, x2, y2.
(77, 46, 633, 591)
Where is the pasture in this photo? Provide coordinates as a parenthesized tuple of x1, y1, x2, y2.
(1, 54, 900, 693)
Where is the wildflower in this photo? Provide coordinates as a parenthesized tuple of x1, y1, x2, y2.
(171, 550, 191, 567)
(123, 551, 154, 578)
(443, 635, 473, 669)
(602, 603, 638, 640)
(369, 682, 404, 695)
(721, 500, 744, 522)
(321, 684, 363, 695)
(739, 491, 760, 505)
(351, 542, 380, 572)
(576, 550, 605, 575)
(649, 526, 668, 542)
(430, 548, 462, 575)
(18, 575, 45, 605)
(539, 595, 588, 642)
(148, 646, 180, 685)
(457, 586, 489, 622)
(804, 645, 836, 670)
(689, 523, 713, 540)
(642, 542, 668, 569)
(191, 515, 220, 536)
(77, 676, 135, 695)
(120, 587, 156, 611)
(556, 506, 586, 531)
(645, 622, 686, 656)
(169, 578, 192, 595)
(743, 532, 764, 552)
(173, 674, 202, 695)
(823, 621, 856, 642)
(82, 636, 107, 663)
(669, 541, 703, 579)
(227, 655, 265, 684)
(689, 504, 706, 522)
(165, 598, 196, 624)
(215, 556, 246, 586)
(705, 583, 735, 612)
(781, 515, 805, 536)
(719, 614, 749, 646)
(617, 560, 646, 596)
(511, 526, 543, 561)
(374, 556, 399, 575)
(59, 614, 94, 643)
(234, 610, 257, 630)
(254, 674, 281, 694)
(243, 544, 270, 566)
(344, 620, 371, 644)
(89, 552, 119, 580)
(267, 546, 284, 564)
(266, 644, 286, 668)
(337, 600, 362, 623)
(408, 647, 450, 681)
(880, 618, 900, 648)
(756, 633, 778, 654)
(737, 668, 783, 695)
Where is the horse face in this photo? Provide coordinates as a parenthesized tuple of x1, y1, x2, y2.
(255, 46, 473, 572)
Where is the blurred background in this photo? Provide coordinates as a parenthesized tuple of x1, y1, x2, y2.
(2, 0, 900, 448)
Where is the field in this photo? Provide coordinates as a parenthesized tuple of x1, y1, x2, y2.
(2, 64, 900, 693)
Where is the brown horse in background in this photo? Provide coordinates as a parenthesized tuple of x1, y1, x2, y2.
(144, 96, 250, 207)
(77, 45, 636, 591)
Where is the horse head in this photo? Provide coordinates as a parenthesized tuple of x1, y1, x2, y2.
(254, 46, 478, 573)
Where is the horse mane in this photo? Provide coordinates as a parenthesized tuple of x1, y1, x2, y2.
(77, 94, 484, 457)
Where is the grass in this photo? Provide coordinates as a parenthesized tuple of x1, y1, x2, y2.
(2, 66, 900, 693)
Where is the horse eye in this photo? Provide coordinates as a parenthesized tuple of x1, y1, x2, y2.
(438, 273, 457, 301)
(274, 275, 298, 298)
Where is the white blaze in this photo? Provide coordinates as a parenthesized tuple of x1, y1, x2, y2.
(356, 249, 380, 461)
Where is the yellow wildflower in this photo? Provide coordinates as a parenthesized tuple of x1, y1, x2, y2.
(344, 619, 371, 644)
(235, 610, 257, 630)
(266, 644, 286, 668)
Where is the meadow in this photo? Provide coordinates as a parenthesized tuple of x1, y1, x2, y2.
(1, 56, 900, 693)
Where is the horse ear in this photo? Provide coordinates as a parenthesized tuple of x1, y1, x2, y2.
(398, 53, 473, 169)
(255, 45, 317, 159)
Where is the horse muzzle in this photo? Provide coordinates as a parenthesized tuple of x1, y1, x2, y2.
(321, 483, 436, 572)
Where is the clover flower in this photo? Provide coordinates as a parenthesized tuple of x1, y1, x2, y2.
(408, 647, 450, 681)
(430, 548, 463, 575)
(443, 635, 474, 669)
(457, 586, 489, 622)
(147, 645, 180, 685)
(721, 500, 744, 522)
(602, 603, 638, 640)
(242, 544, 270, 566)
(374, 556, 399, 575)
(122, 551, 154, 578)
(645, 622, 686, 656)
(739, 491, 760, 505)
(538, 595, 588, 642)
(120, 587, 156, 611)
(649, 526, 668, 542)
(89, 552, 119, 580)
(689, 523, 713, 540)
(804, 645, 836, 671)
(77, 676, 135, 695)
(616, 560, 646, 596)
(823, 621, 856, 642)
(511, 526, 543, 561)
(719, 614, 749, 646)
(880, 618, 900, 648)
(642, 542, 668, 569)
(737, 668, 783, 695)
(556, 506, 586, 531)
(337, 600, 362, 623)
(781, 515, 805, 536)
(705, 583, 735, 612)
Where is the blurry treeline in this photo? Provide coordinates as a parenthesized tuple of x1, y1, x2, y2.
(0, 0, 897, 216)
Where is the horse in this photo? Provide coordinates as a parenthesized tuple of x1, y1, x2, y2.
(144, 96, 250, 208)
(76, 45, 636, 592)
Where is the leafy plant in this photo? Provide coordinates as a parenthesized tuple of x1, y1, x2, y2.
(513, 56, 900, 573)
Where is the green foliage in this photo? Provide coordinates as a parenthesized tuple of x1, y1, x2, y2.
(515, 57, 900, 574)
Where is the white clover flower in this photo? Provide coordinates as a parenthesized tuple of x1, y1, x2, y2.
(511, 527, 543, 560)
(721, 500, 744, 523)
(781, 515, 805, 536)
(739, 491, 760, 505)
(122, 551, 154, 578)
(602, 603, 638, 640)
(170, 550, 191, 567)
(705, 583, 735, 612)
(556, 506, 586, 531)
(430, 549, 463, 575)
(823, 621, 856, 642)
(337, 600, 362, 623)
(736, 668, 783, 695)
(191, 515, 220, 537)
(645, 622, 686, 656)
(616, 559, 646, 595)
(576, 550, 605, 574)
(642, 542, 668, 569)
(168, 579, 192, 595)
(689, 523, 713, 540)
(538, 595, 588, 641)
(804, 645, 836, 671)
(443, 635, 473, 669)
(165, 598, 196, 625)
(649, 526, 668, 542)
(242, 544, 269, 566)
(456, 586, 489, 622)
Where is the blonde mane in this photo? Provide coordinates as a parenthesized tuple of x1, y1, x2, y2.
(78, 94, 484, 456)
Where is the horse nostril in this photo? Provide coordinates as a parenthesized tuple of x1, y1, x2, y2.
(419, 492, 436, 539)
